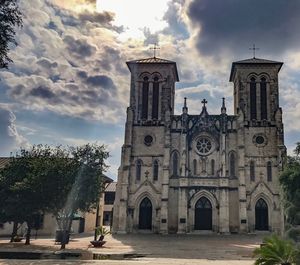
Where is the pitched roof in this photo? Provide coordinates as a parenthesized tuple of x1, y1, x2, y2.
(127, 57, 176, 64)
(126, 57, 179, 81)
(0, 157, 10, 169)
(230, 57, 283, 81)
(105, 181, 117, 192)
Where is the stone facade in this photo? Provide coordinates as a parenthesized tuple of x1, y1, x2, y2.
(112, 57, 286, 234)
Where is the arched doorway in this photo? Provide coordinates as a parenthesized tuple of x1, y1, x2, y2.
(255, 198, 269, 231)
(195, 197, 212, 230)
(139, 197, 152, 229)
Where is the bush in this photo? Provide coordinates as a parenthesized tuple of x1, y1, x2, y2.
(253, 234, 299, 265)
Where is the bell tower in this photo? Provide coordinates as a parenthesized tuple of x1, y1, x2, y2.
(229, 58, 283, 125)
(126, 57, 179, 124)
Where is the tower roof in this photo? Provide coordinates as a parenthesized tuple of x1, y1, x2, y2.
(229, 57, 283, 81)
(126, 57, 179, 81)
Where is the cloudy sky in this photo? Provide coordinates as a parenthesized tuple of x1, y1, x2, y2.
(1, 0, 300, 179)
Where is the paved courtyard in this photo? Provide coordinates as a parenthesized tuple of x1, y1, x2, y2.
(0, 233, 264, 264)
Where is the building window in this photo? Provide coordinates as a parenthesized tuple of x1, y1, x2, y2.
(193, 159, 197, 175)
(229, 153, 236, 178)
(267, 161, 272, 182)
(250, 77, 257, 120)
(250, 161, 255, 182)
(153, 160, 159, 181)
(104, 192, 115, 205)
(260, 77, 267, 120)
(211, 159, 215, 175)
(152, 77, 159, 119)
(136, 160, 142, 181)
(172, 152, 179, 176)
(142, 77, 149, 119)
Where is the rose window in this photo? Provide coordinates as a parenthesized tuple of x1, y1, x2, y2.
(196, 137, 212, 155)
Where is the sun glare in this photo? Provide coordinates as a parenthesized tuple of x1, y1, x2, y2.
(96, 0, 168, 40)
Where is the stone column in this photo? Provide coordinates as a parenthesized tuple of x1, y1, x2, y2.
(160, 111, 171, 233)
(177, 185, 188, 233)
(237, 125, 247, 233)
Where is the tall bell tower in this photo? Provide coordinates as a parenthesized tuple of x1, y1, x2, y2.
(113, 57, 179, 233)
(230, 57, 285, 233)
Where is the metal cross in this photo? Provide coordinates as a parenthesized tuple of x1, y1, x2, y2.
(249, 44, 259, 58)
(150, 43, 160, 58)
(201, 99, 208, 108)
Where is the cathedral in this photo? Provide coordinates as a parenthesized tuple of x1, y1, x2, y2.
(112, 55, 286, 234)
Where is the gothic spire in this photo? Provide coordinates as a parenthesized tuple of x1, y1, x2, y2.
(221, 97, 227, 114)
(182, 97, 188, 114)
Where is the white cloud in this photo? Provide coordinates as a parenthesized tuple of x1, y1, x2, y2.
(0, 105, 29, 156)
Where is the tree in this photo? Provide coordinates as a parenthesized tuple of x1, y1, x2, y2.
(0, 144, 109, 247)
(0, 145, 73, 244)
(280, 142, 300, 242)
(52, 144, 109, 249)
(0, 0, 22, 68)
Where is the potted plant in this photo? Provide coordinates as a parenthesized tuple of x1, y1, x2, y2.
(253, 234, 299, 265)
(90, 226, 110, 248)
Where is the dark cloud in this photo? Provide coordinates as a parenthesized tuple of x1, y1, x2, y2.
(86, 75, 116, 90)
(162, 0, 189, 40)
(187, 0, 300, 58)
(30, 86, 56, 99)
(64, 35, 97, 58)
(95, 46, 128, 74)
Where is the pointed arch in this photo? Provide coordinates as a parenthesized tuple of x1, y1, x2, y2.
(152, 76, 159, 119)
(139, 197, 152, 230)
(260, 77, 267, 120)
(141, 77, 149, 119)
(136, 159, 142, 181)
(255, 198, 269, 231)
(250, 160, 255, 182)
(267, 161, 272, 182)
(153, 160, 159, 181)
(250, 77, 257, 120)
(229, 152, 236, 178)
(171, 151, 179, 177)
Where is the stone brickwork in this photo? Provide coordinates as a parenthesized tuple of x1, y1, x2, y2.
(112, 57, 286, 234)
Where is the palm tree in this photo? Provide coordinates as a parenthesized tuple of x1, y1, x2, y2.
(253, 234, 299, 265)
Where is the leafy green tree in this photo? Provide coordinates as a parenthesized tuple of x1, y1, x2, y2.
(0, 144, 109, 248)
(0, 0, 22, 68)
(280, 142, 300, 241)
(253, 234, 299, 265)
(52, 144, 109, 249)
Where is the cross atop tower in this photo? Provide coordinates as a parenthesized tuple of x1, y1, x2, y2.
(201, 99, 208, 108)
(150, 43, 160, 58)
(249, 44, 259, 58)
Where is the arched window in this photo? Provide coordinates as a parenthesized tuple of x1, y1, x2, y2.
(136, 160, 142, 181)
(211, 159, 215, 175)
(152, 77, 159, 119)
(142, 77, 149, 119)
(172, 152, 179, 176)
(267, 161, 272, 182)
(250, 161, 255, 182)
(229, 153, 236, 178)
(250, 77, 257, 120)
(260, 77, 267, 120)
(153, 160, 159, 181)
(193, 159, 197, 175)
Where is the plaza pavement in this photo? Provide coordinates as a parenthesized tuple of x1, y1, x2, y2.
(0, 232, 263, 264)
